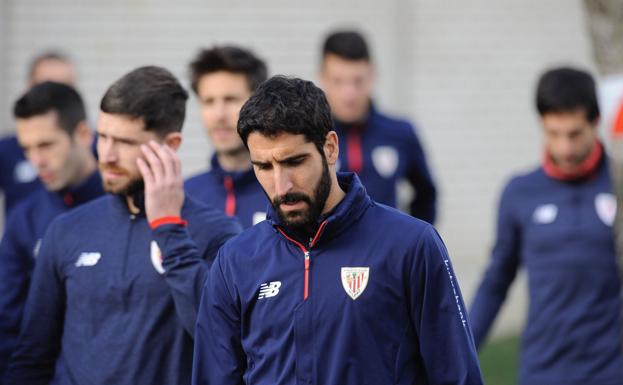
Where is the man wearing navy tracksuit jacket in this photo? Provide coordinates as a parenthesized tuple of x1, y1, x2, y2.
(0, 82, 103, 378)
(470, 68, 623, 385)
(4, 67, 241, 385)
(0, 136, 40, 216)
(0, 173, 103, 377)
(319, 30, 437, 223)
(192, 76, 483, 385)
(185, 46, 269, 228)
(0, 52, 78, 217)
(185, 154, 267, 228)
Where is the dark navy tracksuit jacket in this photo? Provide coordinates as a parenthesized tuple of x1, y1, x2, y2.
(0, 171, 104, 378)
(193, 173, 483, 385)
(0, 135, 40, 215)
(185, 155, 268, 228)
(3, 194, 241, 385)
(470, 157, 623, 385)
(334, 105, 437, 224)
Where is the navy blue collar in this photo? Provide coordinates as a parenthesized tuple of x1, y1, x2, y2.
(268, 172, 372, 245)
(209, 154, 257, 186)
(56, 170, 104, 208)
(333, 101, 378, 133)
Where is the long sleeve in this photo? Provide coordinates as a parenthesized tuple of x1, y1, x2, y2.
(192, 250, 246, 385)
(469, 182, 521, 349)
(154, 216, 241, 336)
(410, 226, 484, 385)
(3, 222, 65, 385)
(405, 127, 437, 224)
(0, 212, 33, 377)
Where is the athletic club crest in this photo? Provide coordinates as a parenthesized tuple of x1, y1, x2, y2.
(150, 240, 165, 274)
(372, 146, 398, 178)
(341, 267, 370, 300)
(595, 193, 616, 226)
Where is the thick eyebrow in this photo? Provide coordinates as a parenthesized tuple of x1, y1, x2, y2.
(251, 152, 310, 166)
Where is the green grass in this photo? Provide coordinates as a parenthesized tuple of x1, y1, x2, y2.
(478, 335, 520, 385)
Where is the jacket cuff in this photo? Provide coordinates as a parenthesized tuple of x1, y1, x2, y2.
(149, 216, 188, 229)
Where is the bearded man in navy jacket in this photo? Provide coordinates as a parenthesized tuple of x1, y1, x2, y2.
(0, 82, 103, 379)
(4, 66, 241, 385)
(192, 76, 483, 385)
(470, 67, 623, 385)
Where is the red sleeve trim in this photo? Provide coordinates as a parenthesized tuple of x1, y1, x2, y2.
(149, 216, 188, 229)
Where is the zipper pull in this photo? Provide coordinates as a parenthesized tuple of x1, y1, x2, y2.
(304, 250, 310, 300)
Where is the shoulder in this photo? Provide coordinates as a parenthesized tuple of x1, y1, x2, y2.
(0, 135, 18, 150)
(371, 109, 417, 136)
(215, 221, 276, 263)
(183, 195, 242, 235)
(49, 195, 113, 230)
(501, 166, 545, 196)
(365, 201, 434, 241)
(184, 170, 215, 190)
(7, 187, 48, 215)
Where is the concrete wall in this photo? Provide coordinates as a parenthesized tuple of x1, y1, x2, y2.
(0, 0, 595, 337)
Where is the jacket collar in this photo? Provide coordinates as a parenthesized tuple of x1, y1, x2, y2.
(209, 154, 257, 186)
(56, 170, 104, 208)
(543, 140, 604, 181)
(268, 172, 372, 245)
(333, 101, 378, 134)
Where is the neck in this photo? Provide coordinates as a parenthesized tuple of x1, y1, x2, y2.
(321, 173, 346, 217)
(217, 148, 251, 172)
(543, 140, 603, 181)
(125, 195, 141, 214)
(68, 155, 97, 189)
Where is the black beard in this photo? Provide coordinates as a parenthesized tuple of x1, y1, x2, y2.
(117, 177, 144, 199)
(272, 156, 332, 235)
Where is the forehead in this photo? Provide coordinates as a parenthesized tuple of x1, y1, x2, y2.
(541, 109, 593, 131)
(248, 132, 315, 159)
(16, 110, 65, 138)
(322, 54, 371, 76)
(197, 71, 250, 95)
(31, 59, 75, 85)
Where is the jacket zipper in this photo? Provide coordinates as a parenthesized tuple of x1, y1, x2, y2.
(276, 220, 328, 300)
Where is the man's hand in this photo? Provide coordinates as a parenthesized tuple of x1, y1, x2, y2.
(136, 140, 185, 223)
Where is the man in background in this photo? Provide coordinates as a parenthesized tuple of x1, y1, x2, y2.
(0, 82, 103, 379)
(192, 76, 483, 385)
(0, 52, 77, 217)
(319, 30, 437, 223)
(470, 67, 623, 385)
(186, 46, 269, 228)
(4, 66, 241, 385)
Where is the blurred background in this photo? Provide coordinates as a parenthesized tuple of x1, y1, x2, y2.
(0, 1, 616, 383)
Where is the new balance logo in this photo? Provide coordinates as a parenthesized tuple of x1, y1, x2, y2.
(258, 281, 281, 299)
(75, 252, 101, 267)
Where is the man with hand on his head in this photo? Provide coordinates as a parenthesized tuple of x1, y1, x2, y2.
(4, 66, 241, 385)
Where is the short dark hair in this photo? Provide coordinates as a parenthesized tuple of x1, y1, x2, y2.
(536, 67, 599, 122)
(28, 51, 72, 81)
(14, 81, 86, 135)
(322, 30, 370, 61)
(100, 66, 188, 136)
(238, 76, 333, 154)
(189, 46, 268, 94)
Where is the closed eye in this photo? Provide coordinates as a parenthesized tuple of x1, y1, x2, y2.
(252, 162, 273, 171)
(281, 155, 307, 167)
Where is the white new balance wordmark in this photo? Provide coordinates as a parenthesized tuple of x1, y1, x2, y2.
(75, 252, 101, 267)
(258, 281, 281, 299)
